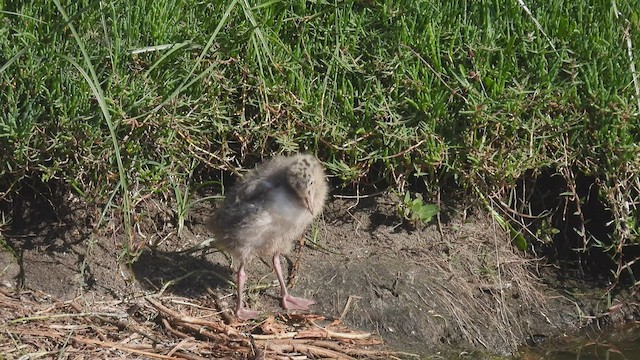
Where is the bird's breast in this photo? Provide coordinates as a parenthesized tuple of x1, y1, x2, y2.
(267, 187, 308, 222)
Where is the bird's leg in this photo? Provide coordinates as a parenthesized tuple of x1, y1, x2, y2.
(235, 261, 261, 320)
(273, 254, 315, 311)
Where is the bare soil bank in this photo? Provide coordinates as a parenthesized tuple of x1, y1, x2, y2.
(1, 191, 638, 358)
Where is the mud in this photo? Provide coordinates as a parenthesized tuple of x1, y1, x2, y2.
(1, 190, 638, 357)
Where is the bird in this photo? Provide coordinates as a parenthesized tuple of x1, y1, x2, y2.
(205, 154, 329, 320)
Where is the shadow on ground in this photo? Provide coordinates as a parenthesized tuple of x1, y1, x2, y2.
(1, 190, 632, 357)
(131, 250, 234, 297)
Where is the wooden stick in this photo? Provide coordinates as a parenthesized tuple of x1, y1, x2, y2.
(265, 342, 357, 360)
(146, 297, 238, 336)
(72, 336, 178, 359)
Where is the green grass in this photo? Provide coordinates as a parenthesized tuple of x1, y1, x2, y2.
(0, 1, 638, 280)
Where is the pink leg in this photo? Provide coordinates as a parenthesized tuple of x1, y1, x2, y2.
(273, 254, 315, 311)
(235, 262, 261, 320)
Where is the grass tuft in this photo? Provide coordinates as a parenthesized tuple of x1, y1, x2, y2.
(0, 0, 638, 284)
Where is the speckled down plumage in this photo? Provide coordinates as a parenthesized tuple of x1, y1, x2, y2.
(206, 154, 329, 263)
(206, 154, 329, 319)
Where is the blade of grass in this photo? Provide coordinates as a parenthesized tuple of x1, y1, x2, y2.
(0, 49, 25, 74)
(240, 0, 274, 79)
(515, 0, 557, 52)
(129, 42, 190, 55)
(144, 0, 239, 117)
(612, 0, 640, 113)
(53, 0, 132, 244)
(0, 10, 46, 23)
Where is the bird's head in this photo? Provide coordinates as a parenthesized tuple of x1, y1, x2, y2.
(287, 155, 323, 215)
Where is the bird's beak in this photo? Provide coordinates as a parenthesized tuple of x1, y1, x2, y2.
(304, 196, 314, 214)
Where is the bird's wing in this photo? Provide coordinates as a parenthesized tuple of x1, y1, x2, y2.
(235, 177, 275, 202)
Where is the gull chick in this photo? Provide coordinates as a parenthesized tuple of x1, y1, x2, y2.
(206, 154, 329, 320)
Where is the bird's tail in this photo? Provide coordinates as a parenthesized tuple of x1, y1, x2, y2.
(174, 215, 223, 254)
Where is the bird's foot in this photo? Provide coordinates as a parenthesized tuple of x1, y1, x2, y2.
(236, 308, 262, 320)
(281, 294, 315, 311)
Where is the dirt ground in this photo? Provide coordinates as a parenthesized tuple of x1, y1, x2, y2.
(1, 190, 639, 359)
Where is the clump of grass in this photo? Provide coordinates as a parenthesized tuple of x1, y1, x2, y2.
(0, 1, 638, 285)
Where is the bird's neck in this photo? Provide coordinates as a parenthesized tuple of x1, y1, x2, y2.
(268, 186, 308, 219)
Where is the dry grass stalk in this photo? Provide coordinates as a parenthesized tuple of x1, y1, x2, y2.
(0, 288, 391, 359)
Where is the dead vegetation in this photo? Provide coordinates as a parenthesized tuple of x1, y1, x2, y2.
(0, 193, 613, 358)
(428, 218, 552, 350)
(0, 287, 407, 359)
(311, 200, 561, 355)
